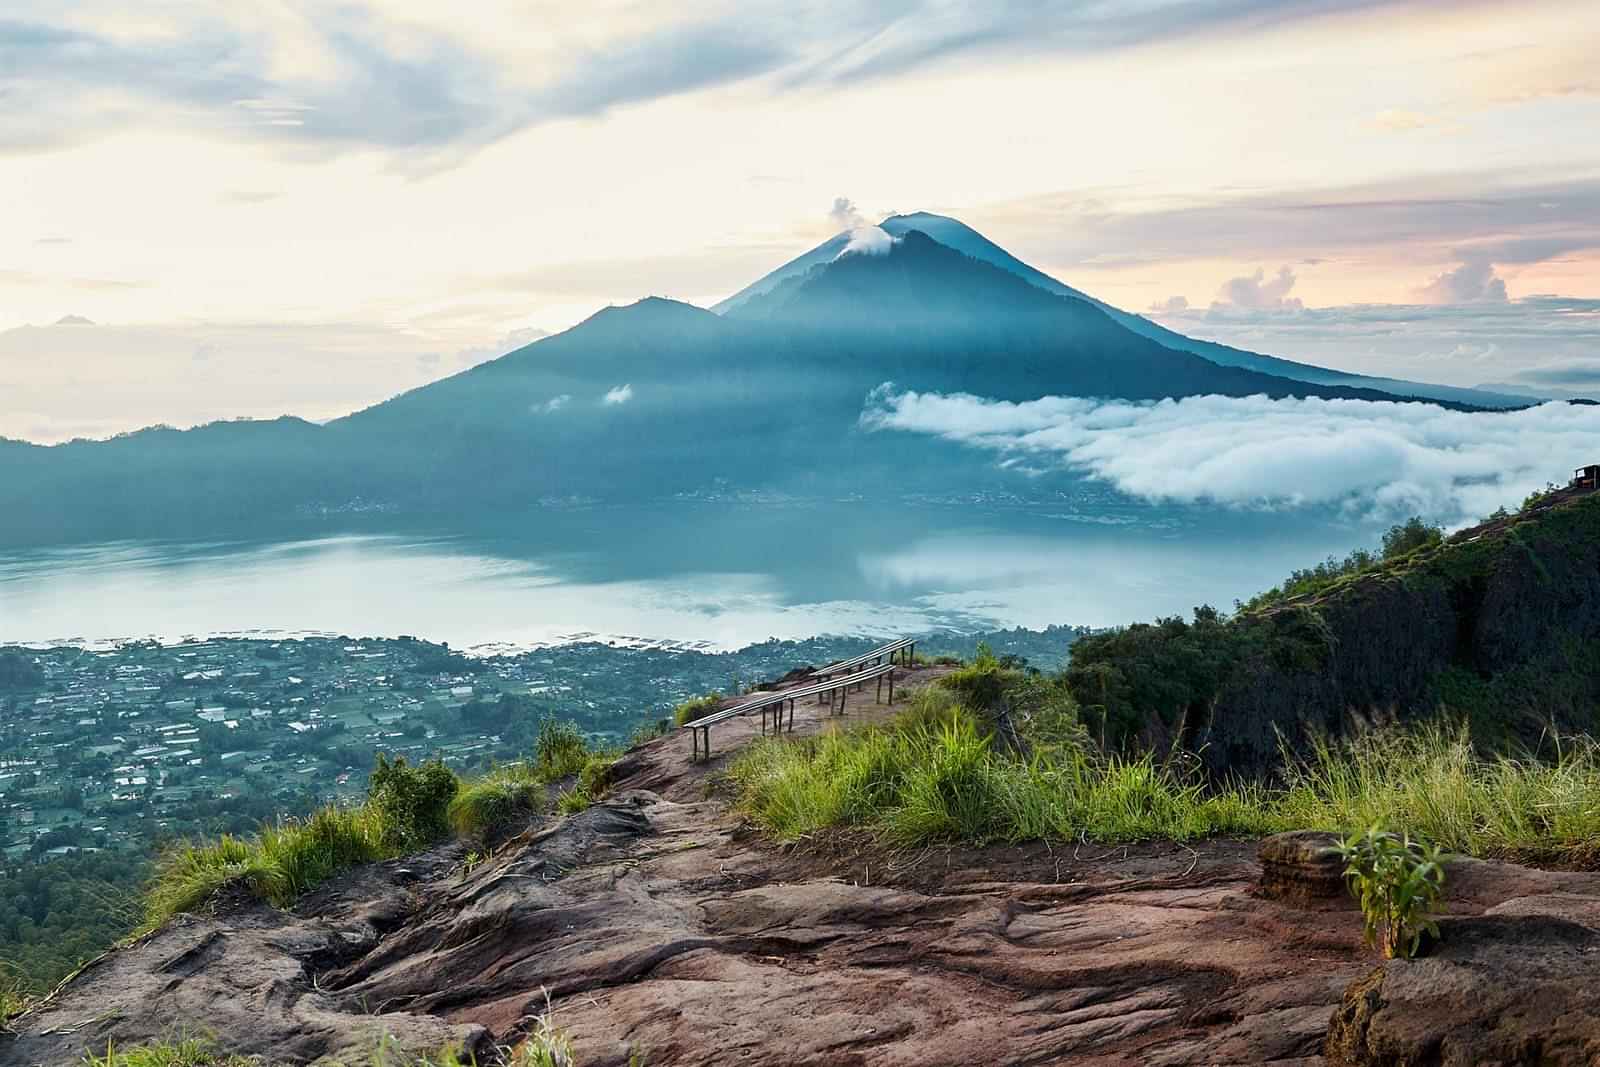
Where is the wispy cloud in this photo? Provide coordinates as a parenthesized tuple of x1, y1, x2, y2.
(989, 173, 1600, 274)
(0, 8, 784, 170)
(862, 385, 1600, 525)
(602, 383, 634, 405)
(0, 1, 1505, 169)
(1148, 295, 1600, 394)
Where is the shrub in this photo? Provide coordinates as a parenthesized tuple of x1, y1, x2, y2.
(367, 755, 459, 851)
(535, 719, 592, 779)
(578, 754, 615, 796)
(936, 643, 1019, 712)
(1381, 517, 1444, 560)
(1334, 827, 1447, 959)
(1003, 672, 1086, 752)
(673, 692, 724, 727)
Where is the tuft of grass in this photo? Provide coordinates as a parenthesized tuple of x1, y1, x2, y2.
(673, 693, 724, 727)
(507, 993, 577, 1067)
(554, 754, 620, 817)
(448, 764, 545, 838)
(450, 731, 615, 837)
(0, 972, 32, 1028)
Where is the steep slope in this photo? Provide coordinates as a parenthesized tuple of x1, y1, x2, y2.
(1066, 487, 1600, 777)
(720, 230, 1426, 403)
(719, 212, 1525, 410)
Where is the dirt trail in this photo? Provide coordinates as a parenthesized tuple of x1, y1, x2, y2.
(11, 668, 1600, 1065)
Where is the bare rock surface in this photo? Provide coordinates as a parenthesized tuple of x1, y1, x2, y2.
(10, 668, 1600, 1065)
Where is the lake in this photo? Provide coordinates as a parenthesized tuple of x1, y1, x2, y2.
(0, 501, 1371, 651)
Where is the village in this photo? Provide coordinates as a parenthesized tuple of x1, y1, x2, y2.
(0, 627, 1079, 863)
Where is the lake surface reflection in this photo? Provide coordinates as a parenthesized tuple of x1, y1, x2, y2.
(0, 502, 1370, 650)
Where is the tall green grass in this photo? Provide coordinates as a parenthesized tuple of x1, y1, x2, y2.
(144, 802, 396, 929)
(731, 706, 1600, 862)
(1279, 724, 1600, 861)
(145, 720, 616, 930)
(730, 707, 1278, 845)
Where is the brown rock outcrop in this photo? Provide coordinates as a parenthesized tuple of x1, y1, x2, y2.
(1257, 830, 1348, 906)
(1326, 913, 1600, 1066)
(11, 672, 1600, 1065)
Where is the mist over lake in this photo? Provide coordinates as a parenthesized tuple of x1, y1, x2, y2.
(0, 499, 1371, 650)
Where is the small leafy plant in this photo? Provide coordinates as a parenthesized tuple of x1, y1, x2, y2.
(1335, 826, 1447, 959)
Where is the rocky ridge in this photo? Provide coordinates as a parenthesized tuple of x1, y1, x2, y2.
(8, 670, 1600, 1065)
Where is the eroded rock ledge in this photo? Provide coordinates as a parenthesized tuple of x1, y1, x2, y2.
(10, 704, 1600, 1065)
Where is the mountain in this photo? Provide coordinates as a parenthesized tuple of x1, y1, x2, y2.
(718, 212, 1527, 410)
(0, 218, 1508, 548)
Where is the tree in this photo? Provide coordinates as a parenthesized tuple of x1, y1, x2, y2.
(0, 650, 44, 693)
(1382, 517, 1444, 560)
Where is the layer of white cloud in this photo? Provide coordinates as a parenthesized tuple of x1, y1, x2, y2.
(602, 383, 634, 405)
(862, 386, 1600, 525)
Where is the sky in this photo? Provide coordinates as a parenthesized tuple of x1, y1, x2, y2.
(3, 0, 1598, 442)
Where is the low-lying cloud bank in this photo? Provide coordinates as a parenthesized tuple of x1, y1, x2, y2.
(862, 386, 1600, 526)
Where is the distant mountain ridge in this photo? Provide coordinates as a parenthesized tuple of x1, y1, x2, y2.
(0, 215, 1529, 547)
